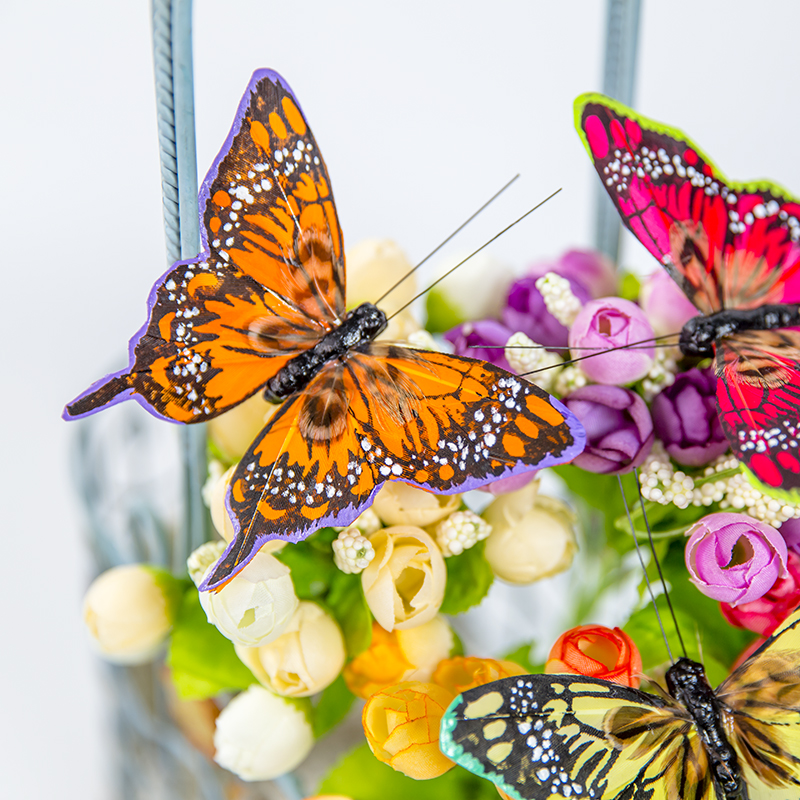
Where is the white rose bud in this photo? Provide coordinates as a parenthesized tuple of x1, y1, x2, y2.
(189, 542, 298, 647)
(207, 392, 280, 463)
(235, 601, 345, 697)
(213, 685, 313, 781)
(346, 239, 417, 312)
(482, 482, 578, 584)
(372, 481, 461, 527)
(83, 564, 179, 664)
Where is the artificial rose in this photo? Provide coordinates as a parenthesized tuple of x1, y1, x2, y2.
(568, 297, 655, 384)
(213, 685, 313, 781)
(484, 470, 539, 496)
(362, 681, 455, 779)
(432, 656, 527, 696)
(562, 385, 654, 474)
(639, 269, 698, 337)
(235, 601, 345, 697)
(189, 542, 298, 647)
(444, 318, 515, 371)
(343, 617, 455, 699)
(526, 249, 618, 300)
(685, 513, 788, 606)
(780, 518, 800, 556)
(372, 482, 460, 528)
(362, 526, 446, 631)
(482, 481, 578, 584)
(652, 368, 728, 466)
(720, 550, 800, 636)
(82, 564, 181, 664)
(207, 392, 280, 463)
(346, 239, 416, 312)
(545, 624, 642, 688)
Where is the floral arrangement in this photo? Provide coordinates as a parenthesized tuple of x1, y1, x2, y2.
(81, 239, 800, 796)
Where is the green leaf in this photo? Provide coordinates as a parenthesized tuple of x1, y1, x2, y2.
(141, 566, 187, 619)
(618, 271, 641, 301)
(312, 675, 357, 739)
(499, 642, 542, 674)
(167, 588, 257, 700)
(326, 571, 373, 658)
(318, 742, 498, 800)
(439, 541, 494, 615)
(274, 528, 339, 599)
(424, 288, 466, 333)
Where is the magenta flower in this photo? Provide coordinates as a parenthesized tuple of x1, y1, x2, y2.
(444, 318, 513, 371)
(779, 518, 800, 556)
(526, 249, 618, 299)
(651, 368, 729, 467)
(568, 297, 655, 384)
(639, 270, 698, 337)
(685, 513, 788, 606)
(562, 386, 653, 474)
(484, 470, 538, 496)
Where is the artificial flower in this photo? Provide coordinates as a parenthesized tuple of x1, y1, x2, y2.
(568, 297, 655, 384)
(651, 367, 728, 466)
(638, 269, 698, 337)
(204, 464, 236, 542)
(526, 248, 618, 300)
(82, 564, 180, 665)
(213, 685, 313, 781)
(345, 238, 416, 311)
(362, 681, 455, 779)
(189, 542, 298, 647)
(779, 518, 800, 556)
(484, 469, 539, 496)
(481, 480, 578, 584)
(685, 513, 788, 606)
(444, 318, 515, 371)
(362, 526, 446, 631)
(433, 510, 492, 557)
(720, 550, 800, 636)
(207, 392, 280, 463)
(563, 385, 654, 474)
(235, 601, 345, 697)
(431, 656, 527, 696)
(343, 617, 455, 699)
(371, 482, 460, 528)
(545, 624, 642, 688)
(332, 528, 376, 574)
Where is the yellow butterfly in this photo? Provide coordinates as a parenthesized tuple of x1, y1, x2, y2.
(440, 608, 800, 800)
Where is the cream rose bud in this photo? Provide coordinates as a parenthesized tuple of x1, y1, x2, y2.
(235, 601, 345, 697)
(345, 239, 417, 312)
(362, 526, 446, 631)
(83, 564, 180, 664)
(189, 542, 299, 647)
(396, 616, 455, 682)
(372, 481, 461, 527)
(213, 685, 314, 781)
(207, 392, 280, 463)
(482, 482, 578, 584)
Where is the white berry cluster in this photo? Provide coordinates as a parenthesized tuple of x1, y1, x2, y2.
(554, 363, 589, 397)
(332, 528, 376, 574)
(639, 442, 800, 526)
(640, 346, 678, 401)
(504, 332, 563, 392)
(406, 329, 438, 351)
(534, 271, 582, 327)
(434, 510, 492, 557)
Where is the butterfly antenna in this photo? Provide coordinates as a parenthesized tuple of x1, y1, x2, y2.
(387, 188, 563, 320)
(633, 467, 688, 658)
(374, 174, 521, 307)
(617, 475, 675, 664)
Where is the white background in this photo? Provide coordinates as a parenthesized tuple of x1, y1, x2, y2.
(3, 1, 800, 797)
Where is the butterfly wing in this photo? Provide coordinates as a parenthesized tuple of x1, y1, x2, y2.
(200, 347, 585, 589)
(715, 328, 800, 497)
(440, 674, 715, 800)
(64, 69, 344, 423)
(575, 94, 800, 315)
(716, 608, 800, 793)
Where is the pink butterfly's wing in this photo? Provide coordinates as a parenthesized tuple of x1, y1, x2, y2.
(64, 69, 344, 423)
(201, 347, 585, 590)
(716, 328, 800, 496)
(575, 94, 800, 315)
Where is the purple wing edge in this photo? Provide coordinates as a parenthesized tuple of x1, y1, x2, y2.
(63, 69, 299, 424)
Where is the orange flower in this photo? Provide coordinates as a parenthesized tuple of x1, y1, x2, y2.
(362, 681, 455, 779)
(545, 624, 642, 688)
(432, 656, 527, 696)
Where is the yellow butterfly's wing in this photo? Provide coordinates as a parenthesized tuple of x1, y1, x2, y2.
(716, 608, 800, 793)
(440, 674, 716, 800)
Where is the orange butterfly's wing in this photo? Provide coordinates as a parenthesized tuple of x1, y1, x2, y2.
(201, 347, 585, 590)
(64, 69, 343, 423)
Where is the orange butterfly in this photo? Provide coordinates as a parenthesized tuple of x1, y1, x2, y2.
(64, 70, 585, 590)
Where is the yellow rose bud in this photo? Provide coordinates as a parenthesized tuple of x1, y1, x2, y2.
(82, 564, 179, 664)
(235, 601, 345, 697)
(362, 681, 455, 779)
(432, 656, 527, 696)
(362, 526, 446, 631)
(345, 239, 416, 315)
(372, 482, 461, 528)
(208, 391, 280, 463)
(482, 482, 578, 584)
(344, 617, 455, 699)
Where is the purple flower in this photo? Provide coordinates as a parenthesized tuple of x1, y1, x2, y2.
(568, 297, 655, 384)
(502, 276, 591, 349)
(639, 270, 698, 337)
(526, 249, 618, 299)
(562, 386, 654, 474)
(484, 470, 539, 496)
(651, 368, 728, 467)
(444, 318, 513, 371)
(779, 518, 800, 556)
(685, 513, 788, 606)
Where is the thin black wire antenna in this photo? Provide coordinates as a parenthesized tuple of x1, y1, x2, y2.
(387, 188, 563, 321)
(373, 174, 520, 307)
(617, 475, 675, 664)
